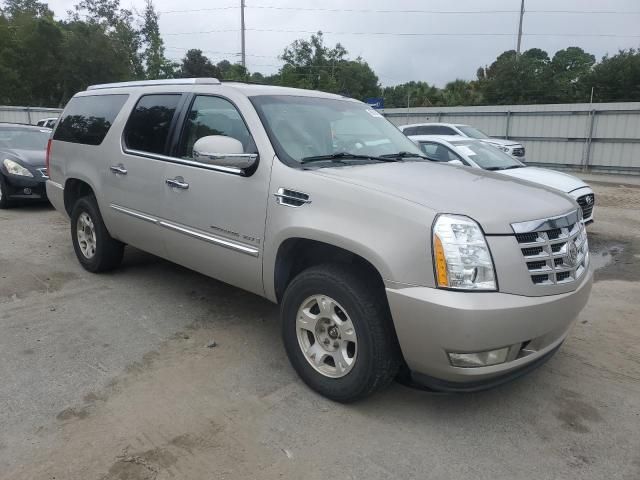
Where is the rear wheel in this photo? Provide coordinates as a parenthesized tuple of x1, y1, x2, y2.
(0, 174, 12, 209)
(70, 196, 124, 272)
(281, 264, 400, 402)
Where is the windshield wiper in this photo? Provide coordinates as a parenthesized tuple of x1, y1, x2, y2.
(486, 165, 522, 171)
(301, 152, 399, 164)
(379, 151, 429, 160)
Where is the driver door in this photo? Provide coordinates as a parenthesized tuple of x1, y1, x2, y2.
(160, 94, 269, 296)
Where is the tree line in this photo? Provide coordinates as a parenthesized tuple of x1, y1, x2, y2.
(1, 0, 639, 108)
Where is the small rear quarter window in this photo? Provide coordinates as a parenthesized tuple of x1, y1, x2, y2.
(53, 94, 128, 146)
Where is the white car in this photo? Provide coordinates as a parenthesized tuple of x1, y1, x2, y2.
(36, 117, 58, 128)
(409, 135, 595, 223)
(399, 122, 526, 161)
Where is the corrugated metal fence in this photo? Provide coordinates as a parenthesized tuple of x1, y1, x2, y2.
(0, 106, 62, 125)
(381, 102, 640, 175)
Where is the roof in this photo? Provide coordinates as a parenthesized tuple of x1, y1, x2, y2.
(407, 134, 470, 143)
(85, 77, 358, 102)
(399, 122, 467, 129)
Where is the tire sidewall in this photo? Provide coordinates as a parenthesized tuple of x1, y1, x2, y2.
(281, 269, 380, 401)
(70, 196, 105, 272)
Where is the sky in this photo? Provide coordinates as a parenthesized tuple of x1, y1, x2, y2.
(44, 0, 640, 87)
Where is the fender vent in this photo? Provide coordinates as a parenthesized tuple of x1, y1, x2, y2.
(274, 188, 311, 207)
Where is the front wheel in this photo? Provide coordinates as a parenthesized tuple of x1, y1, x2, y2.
(281, 264, 401, 402)
(0, 174, 12, 209)
(70, 196, 124, 272)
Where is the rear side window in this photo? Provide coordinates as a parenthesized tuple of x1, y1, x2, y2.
(53, 94, 128, 145)
(124, 94, 181, 155)
(403, 126, 419, 136)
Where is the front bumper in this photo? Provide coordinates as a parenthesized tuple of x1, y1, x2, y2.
(2, 172, 48, 199)
(386, 268, 592, 389)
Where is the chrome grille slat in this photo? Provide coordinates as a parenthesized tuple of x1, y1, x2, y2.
(513, 210, 589, 286)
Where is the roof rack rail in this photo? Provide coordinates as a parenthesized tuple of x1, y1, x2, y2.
(87, 78, 221, 91)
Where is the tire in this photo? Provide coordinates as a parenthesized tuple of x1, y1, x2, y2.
(0, 174, 12, 209)
(70, 195, 124, 273)
(281, 263, 401, 402)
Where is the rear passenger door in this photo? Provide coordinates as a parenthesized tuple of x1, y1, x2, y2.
(159, 94, 268, 296)
(102, 93, 185, 257)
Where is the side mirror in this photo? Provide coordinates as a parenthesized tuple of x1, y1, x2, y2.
(448, 159, 464, 166)
(193, 135, 258, 170)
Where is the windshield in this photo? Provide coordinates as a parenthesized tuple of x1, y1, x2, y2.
(451, 141, 523, 170)
(457, 126, 489, 139)
(0, 128, 50, 150)
(250, 95, 424, 166)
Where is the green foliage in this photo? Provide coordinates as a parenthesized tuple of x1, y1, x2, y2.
(580, 49, 640, 102)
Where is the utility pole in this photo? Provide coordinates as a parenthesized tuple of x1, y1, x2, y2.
(516, 0, 525, 55)
(240, 0, 246, 69)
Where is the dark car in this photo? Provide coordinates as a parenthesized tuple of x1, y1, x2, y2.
(0, 123, 51, 208)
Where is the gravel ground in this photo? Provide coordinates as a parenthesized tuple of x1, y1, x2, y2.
(0, 180, 639, 480)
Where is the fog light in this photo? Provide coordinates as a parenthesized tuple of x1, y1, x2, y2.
(448, 347, 510, 368)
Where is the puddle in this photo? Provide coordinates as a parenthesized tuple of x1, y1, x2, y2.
(589, 243, 624, 271)
(587, 232, 640, 282)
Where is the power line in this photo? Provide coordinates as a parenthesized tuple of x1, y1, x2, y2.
(158, 5, 640, 15)
(163, 28, 640, 38)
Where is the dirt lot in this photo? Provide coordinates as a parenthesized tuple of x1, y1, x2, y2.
(1, 180, 639, 480)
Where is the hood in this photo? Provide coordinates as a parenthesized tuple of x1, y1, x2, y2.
(1, 149, 46, 167)
(311, 161, 577, 234)
(480, 138, 521, 147)
(499, 167, 587, 194)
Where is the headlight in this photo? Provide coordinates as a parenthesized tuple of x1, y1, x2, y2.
(432, 214, 496, 291)
(3, 159, 33, 177)
(498, 146, 510, 153)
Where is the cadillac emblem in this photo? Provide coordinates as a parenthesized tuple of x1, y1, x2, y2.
(566, 239, 579, 267)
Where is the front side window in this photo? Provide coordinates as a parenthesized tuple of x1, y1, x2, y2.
(124, 94, 181, 155)
(450, 141, 523, 170)
(54, 94, 128, 145)
(457, 126, 490, 139)
(251, 95, 423, 166)
(419, 142, 463, 163)
(178, 95, 254, 159)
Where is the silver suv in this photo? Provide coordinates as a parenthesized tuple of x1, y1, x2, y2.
(46, 78, 592, 401)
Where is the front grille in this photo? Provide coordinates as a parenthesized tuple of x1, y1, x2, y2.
(513, 211, 589, 286)
(576, 194, 595, 220)
(512, 147, 525, 157)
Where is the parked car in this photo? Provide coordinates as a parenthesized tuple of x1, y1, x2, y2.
(47, 79, 592, 401)
(36, 117, 58, 129)
(408, 135, 595, 223)
(399, 122, 526, 160)
(0, 123, 51, 208)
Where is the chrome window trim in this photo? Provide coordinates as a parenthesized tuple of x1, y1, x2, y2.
(511, 209, 580, 234)
(159, 221, 259, 257)
(122, 148, 244, 175)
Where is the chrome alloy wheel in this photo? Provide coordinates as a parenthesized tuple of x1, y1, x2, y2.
(76, 212, 97, 259)
(296, 295, 358, 378)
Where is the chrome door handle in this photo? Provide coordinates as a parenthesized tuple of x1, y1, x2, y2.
(165, 177, 189, 190)
(110, 164, 128, 175)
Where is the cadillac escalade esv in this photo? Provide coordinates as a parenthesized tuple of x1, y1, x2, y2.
(46, 78, 592, 401)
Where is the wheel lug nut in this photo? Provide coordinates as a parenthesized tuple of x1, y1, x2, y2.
(319, 327, 325, 333)
(323, 339, 330, 346)
(333, 341, 339, 348)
